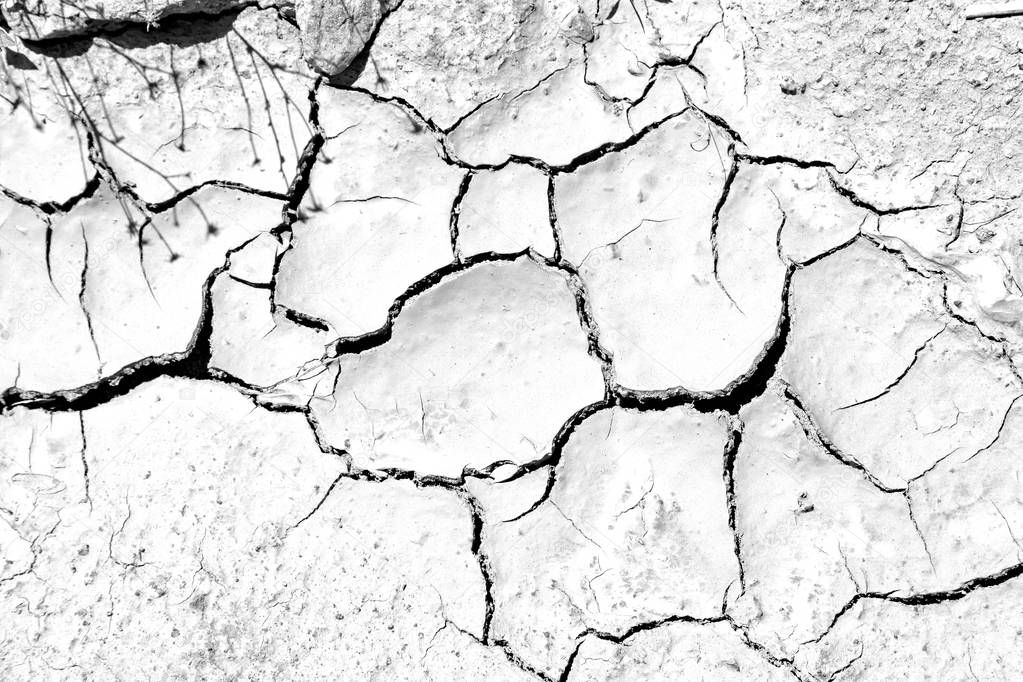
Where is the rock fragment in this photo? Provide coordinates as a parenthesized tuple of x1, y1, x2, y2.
(296, 0, 396, 77)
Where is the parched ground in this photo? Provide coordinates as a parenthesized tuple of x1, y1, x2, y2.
(2, 0, 1023, 679)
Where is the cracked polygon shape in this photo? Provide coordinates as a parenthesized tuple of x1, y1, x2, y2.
(794, 580, 1023, 681)
(448, 63, 661, 168)
(872, 205, 963, 269)
(9, 0, 1023, 675)
(456, 164, 556, 259)
(583, 4, 657, 102)
(769, 165, 872, 264)
(907, 397, 1023, 588)
(46, 7, 314, 203)
(583, 210, 778, 393)
(65, 186, 283, 375)
(711, 162, 790, 363)
(344, 0, 596, 129)
(783, 239, 1022, 487)
(621, 63, 696, 132)
(560, 124, 787, 392)
(810, 323, 1021, 489)
(485, 405, 738, 676)
(693, 1, 1023, 208)
(0, 379, 490, 678)
(730, 386, 934, 659)
(0, 198, 99, 393)
(0, 63, 95, 204)
(567, 620, 791, 681)
(277, 87, 462, 337)
(209, 274, 330, 388)
(311, 86, 465, 203)
(309, 256, 605, 478)
(781, 239, 947, 413)
(679, 23, 746, 123)
(277, 200, 455, 337)
(1, 0, 250, 39)
(556, 109, 722, 266)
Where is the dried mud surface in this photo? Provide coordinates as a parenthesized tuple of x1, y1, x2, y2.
(2, 1, 1023, 679)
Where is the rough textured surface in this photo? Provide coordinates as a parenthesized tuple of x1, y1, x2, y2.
(345, 0, 596, 129)
(796, 579, 1023, 681)
(486, 406, 739, 675)
(296, 0, 393, 77)
(4, 0, 1023, 678)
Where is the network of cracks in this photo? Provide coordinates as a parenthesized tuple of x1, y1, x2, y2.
(2, 0, 1023, 679)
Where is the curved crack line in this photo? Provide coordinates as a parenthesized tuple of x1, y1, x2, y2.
(833, 324, 948, 412)
(780, 381, 904, 495)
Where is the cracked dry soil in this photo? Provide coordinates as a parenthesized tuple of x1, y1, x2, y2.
(2, 0, 1023, 679)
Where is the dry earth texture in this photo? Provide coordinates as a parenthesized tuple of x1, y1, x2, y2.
(1, 0, 1023, 679)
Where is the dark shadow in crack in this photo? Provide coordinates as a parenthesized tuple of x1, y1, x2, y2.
(326, 0, 403, 88)
(21, 6, 244, 57)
